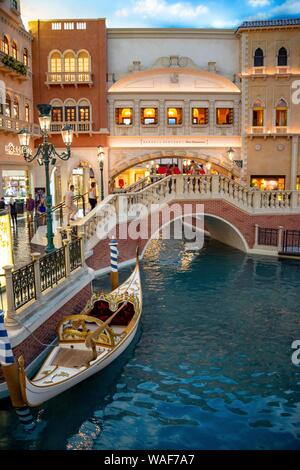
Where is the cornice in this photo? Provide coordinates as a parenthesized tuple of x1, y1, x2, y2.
(107, 28, 237, 40)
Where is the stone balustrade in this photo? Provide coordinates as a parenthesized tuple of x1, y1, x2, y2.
(74, 175, 300, 252)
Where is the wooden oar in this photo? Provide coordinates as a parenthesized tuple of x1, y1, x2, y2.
(85, 302, 128, 350)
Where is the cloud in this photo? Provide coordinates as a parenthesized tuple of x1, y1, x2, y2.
(115, 0, 209, 24)
(248, 0, 270, 7)
(271, 0, 300, 14)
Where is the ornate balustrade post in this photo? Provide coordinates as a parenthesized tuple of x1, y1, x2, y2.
(31, 253, 42, 301)
(63, 240, 71, 278)
(66, 226, 73, 242)
(79, 235, 86, 267)
(290, 191, 298, 209)
(278, 226, 284, 252)
(3, 265, 17, 328)
(211, 175, 220, 196)
(175, 175, 184, 196)
(252, 190, 261, 210)
(254, 224, 259, 246)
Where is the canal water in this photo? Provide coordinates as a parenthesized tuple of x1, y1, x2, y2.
(0, 239, 300, 450)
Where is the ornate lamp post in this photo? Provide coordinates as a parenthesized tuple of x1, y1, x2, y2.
(18, 104, 73, 253)
(97, 145, 105, 201)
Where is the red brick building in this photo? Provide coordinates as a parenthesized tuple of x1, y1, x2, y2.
(29, 18, 109, 204)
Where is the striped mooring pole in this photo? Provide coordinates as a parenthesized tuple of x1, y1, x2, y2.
(0, 311, 35, 432)
(109, 239, 119, 291)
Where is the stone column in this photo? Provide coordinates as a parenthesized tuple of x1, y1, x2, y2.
(31, 252, 42, 301)
(290, 135, 299, 190)
(277, 226, 284, 252)
(254, 224, 259, 246)
(63, 240, 71, 278)
(3, 265, 17, 328)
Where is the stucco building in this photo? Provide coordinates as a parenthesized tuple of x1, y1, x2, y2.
(0, 0, 36, 203)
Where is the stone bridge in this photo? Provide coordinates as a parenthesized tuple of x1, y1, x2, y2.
(74, 175, 300, 273)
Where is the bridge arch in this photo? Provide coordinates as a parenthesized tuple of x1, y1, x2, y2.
(141, 210, 249, 256)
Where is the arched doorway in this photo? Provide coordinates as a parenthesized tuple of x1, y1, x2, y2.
(70, 162, 97, 196)
(50, 167, 62, 206)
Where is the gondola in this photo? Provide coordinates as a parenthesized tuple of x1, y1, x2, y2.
(18, 256, 142, 407)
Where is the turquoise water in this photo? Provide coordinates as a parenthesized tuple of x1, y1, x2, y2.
(0, 239, 300, 450)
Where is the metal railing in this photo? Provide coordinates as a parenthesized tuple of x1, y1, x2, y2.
(12, 263, 36, 310)
(282, 230, 300, 255)
(258, 228, 279, 247)
(3, 237, 84, 315)
(40, 247, 66, 292)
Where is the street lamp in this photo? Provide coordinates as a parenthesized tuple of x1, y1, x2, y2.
(18, 104, 73, 253)
(97, 145, 105, 201)
(227, 147, 235, 161)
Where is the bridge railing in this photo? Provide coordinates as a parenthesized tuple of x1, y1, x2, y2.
(73, 174, 300, 251)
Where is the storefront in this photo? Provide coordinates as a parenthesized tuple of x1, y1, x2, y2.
(250, 176, 286, 191)
(0, 211, 13, 287)
(2, 169, 30, 203)
(71, 163, 96, 196)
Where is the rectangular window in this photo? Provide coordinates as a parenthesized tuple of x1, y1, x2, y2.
(25, 105, 30, 122)
(167, 107, 182, 125)
(65, 107, 76, 122)
(216, 108, 234, 125)
(64, 22, 74, 30)
(52, 22, 62, 30)
(192, 108, 209, 125)
(253, 108, 264, 127)
(78, 57, 89, 73)
(115, 108, 133, 126)
(52, 107, 63, 122)
(250, 176, 285, 191)
(276, 109, 287, 127)
(297, 176, 300, 191)
(77, 22, 87, 30)
(141, 108, 158, 125)
(79, 106, 90, 122)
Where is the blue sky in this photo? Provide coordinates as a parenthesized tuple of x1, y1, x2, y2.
(22, 0, 300, 29)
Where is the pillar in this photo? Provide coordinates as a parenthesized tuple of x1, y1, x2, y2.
(290, 136, 299, 190)
(3, 265, 17, 328)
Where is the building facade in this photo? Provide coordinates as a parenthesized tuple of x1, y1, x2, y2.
(29, 17, 108, 204)
(0, 0, 36, 204)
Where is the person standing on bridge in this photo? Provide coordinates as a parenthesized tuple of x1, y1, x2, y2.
(65, 185, 77, 225)
(89, 182, 97, 211)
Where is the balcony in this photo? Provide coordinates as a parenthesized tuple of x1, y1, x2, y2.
(0, 51, 31, 81)
(50, 121, 92, 135)
(45, 72, 93, 87)
(250, 126, 265, 135)
(275, 66, 291, 78)
(275, 126, 288, 135)
(0, 115, 40, 135)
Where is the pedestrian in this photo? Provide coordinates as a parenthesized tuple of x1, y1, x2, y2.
(0, 197, 5, 211)
(199, 164, 206, 175)
(37, 197, 47, 225)
(9, 197, 18, 227)
(26, 193, 35, 222)
(65, 185, 77, 225)
(88, 182, 97, 211)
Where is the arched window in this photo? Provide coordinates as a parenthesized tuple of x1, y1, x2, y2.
(254, 48, 264, 67)
(25, 104, 30, 122)
(51, 99, 63, 123)
(13, 97, 19, 119)
(23, 48, 28, 67)
(12, 41, 17, 60)
(50, 52, 62, 73)
(2, 36, 9, 55)
(64, 98, 77, 122)
(5, 94, 11, 117)
(252, 99, 264, 127)
(278, 47, 287, 66)
(77, 51, 90, 73)
(64, 52, 76, 73)
(275, 99, 288, 127)
(78, 99, 91, 122)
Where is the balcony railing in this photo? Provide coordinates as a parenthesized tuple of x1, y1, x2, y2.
(45, 71, 93, 86)
(50, 121, 92, 134)
(3, 237, 83, 315)
(0, 50, 31, 79)
(0, 115, 40, 135)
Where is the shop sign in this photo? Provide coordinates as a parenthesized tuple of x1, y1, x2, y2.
(140, 138, 208, 146)
(5, 143, 23, 156)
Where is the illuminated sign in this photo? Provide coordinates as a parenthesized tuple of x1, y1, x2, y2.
(5, 143, 23, 156)
(0, 213, 13, 287)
